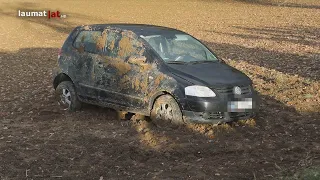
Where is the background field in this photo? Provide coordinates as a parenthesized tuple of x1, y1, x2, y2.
(0, 0, 319, 179)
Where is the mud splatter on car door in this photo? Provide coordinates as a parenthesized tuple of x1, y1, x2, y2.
(92, 29, 124, 105)
(94, 29, 153, 109)
(116, 31, 154, 108)
(72, 30, 101, 98)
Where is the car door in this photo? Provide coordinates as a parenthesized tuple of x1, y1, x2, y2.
(92, 29, 124, 105)
(72, 30, 102, 99)
(116, 30, 154, 109)
(93, 29, 155, 109)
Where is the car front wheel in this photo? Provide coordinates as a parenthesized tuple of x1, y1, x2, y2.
(150, 94, 185, 126)
(55, 81, 81, 111)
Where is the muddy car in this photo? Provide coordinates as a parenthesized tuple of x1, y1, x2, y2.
(52, 24, 258, 124)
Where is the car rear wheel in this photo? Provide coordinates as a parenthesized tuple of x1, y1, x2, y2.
(55, 81, 81, 111)
(150, 95, 185, 126)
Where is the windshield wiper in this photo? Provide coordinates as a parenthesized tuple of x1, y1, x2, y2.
(189, 60, 217, 64)
(166, 61, 188, 64)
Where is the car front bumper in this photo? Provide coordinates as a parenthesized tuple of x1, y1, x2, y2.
(183, 110, 256, 124)
(180, 92, 259, 124)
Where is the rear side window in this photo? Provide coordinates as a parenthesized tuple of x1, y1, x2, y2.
(73, 29, 144, 59)
(104, 31, 121, 57)
(73, 31, 102, 54)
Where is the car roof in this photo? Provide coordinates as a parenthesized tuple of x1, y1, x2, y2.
(77, 24, 186, 36)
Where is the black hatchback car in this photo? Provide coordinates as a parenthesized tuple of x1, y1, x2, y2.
(53, 24, 258, 124)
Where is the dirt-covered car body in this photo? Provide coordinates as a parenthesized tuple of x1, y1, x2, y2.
(53, 24, 258, 123)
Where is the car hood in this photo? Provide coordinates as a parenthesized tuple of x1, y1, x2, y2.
(166, 62, 252, 87)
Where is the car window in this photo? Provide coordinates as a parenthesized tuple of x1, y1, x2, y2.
(141, 34, 217, 62)
(73, 30, 102, 54)
(117, 31, 144, 60)
(103, 31, 121, 57)
(170, 38, 207, 60)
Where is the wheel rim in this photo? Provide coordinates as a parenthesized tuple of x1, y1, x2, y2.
(157, 103, 174, 122)
(59, 88, 71, 109)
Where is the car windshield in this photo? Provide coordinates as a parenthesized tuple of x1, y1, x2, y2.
(140, 34, 218, 63)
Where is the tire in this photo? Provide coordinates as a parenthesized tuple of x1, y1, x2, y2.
(55, 81, 81, 111)
(150, 94, 185, 126)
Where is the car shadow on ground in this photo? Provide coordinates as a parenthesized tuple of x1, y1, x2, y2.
(0, 47, 319, 179)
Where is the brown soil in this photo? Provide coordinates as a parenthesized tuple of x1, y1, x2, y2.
(0, 0, 319, 179)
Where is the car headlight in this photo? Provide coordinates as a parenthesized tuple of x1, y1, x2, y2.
(185, 85, 216, 97)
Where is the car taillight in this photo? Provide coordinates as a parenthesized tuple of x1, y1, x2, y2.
(58, 48, 62, 59)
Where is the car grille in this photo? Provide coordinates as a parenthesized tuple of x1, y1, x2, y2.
(213, 85, 251, 95)
(207, 112, 252, 120)
(208, 112, 224, 119)
(229, 112, 252, 118)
